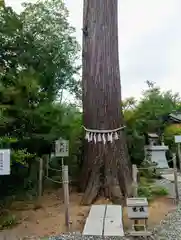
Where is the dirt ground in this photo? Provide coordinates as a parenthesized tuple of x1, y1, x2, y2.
(0, 188, 177, 239)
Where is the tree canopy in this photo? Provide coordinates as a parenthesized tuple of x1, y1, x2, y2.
(0, 0, 81, 140)
(124, 81, 181, 164)
(0, 0, 81, 199)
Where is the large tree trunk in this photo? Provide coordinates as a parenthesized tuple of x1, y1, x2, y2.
(81, 0, 132, 205)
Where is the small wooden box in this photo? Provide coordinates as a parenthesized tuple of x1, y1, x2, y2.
(126, 198, 148, 219)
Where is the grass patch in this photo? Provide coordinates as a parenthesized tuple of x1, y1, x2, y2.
(151, 185, 168, 196)
(138, 177, 168, 201)
(0, 212, 18, 230)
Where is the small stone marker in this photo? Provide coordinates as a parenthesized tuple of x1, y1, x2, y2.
(127, 198, 148, 219)
(127, 198, 151, 237)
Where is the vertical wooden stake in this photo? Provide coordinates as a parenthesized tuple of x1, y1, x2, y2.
(173, 154, 179, 204)
(39, 158, 43, 198)
(46, 155, 49, 177)
(177, 143, 181, 172)
(63, 165, 70, 230)
(132, 164, 138, 228)
(132, 164, 138, 197)
(61, 157, 64, 168)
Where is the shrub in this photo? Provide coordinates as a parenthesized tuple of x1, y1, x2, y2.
(138, 177, 168, 201)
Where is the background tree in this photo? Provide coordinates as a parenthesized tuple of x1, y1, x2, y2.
(124, 82, 181, 165)
(81, 0, 132, 204)
(21, 0, 81, 100)
(134, 81, 180, 134)
(0, 0, 4, 7)
(0, 0, 81, 202)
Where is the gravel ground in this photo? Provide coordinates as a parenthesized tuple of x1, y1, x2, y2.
(153, 204, 181, 239)
(151, 175, 181, 239)
(49, 234, 130, 240)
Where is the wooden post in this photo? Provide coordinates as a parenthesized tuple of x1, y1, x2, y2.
(177, 143, 181, 171)
(132, 164, 138, 197)
(61, 157, 64, 168)
(39, 158, 43, 197)
(173, 154, 179, 204)
(63, 165, 70, 230)
(132, 164, 138, 227)
(46, 155, 49, 177)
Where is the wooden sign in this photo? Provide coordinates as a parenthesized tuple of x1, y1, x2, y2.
(126, 198, 148, 219)
(0, 149, 10, 175)
(55, 139, 69, 157)
(175, 135, 181, 143)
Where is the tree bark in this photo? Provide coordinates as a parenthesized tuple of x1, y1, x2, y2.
(81, 0, 132, 205)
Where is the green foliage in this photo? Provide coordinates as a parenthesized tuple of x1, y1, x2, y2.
(0, 213, 18, 230)
(123, 81, 181, 165)
(138, 185, 153, 201)
(22, 0, 81, 100)
(11, 149, 34, 165)
(0, 137, 17, 148)
(0, 0, 80, 142)
(0, 0, 80, 100)
(151, 186, 168, 196)
(0, 0, 81, 204)
(139, 159, 161, 179)
(0, 0, 4, 7)
(0, 137, 34, 166)
(134, 82, 180, 133)
(138, 177, 168, 201)
(164, 124, 181, 149)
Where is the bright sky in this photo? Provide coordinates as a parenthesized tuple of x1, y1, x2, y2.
(5, 0, 181, 99)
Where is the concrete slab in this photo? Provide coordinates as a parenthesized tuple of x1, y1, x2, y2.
(82, 204, 124, 236)
(104, 218, 124, 236)
(104, 205, 124, 236)
(82, 218, 104, 236)
(162, 173, 181, 182)
(88, 204, 106, 219)
(105, 205, 122, 219)
(82, 205, 106, 236)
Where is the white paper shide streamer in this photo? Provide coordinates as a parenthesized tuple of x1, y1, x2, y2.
(83, 126, 126, 144)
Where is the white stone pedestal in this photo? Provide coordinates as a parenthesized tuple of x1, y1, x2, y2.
(145, 145, 169, 168)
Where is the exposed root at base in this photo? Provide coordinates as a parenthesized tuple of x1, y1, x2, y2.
(81, 169, 124, 205)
